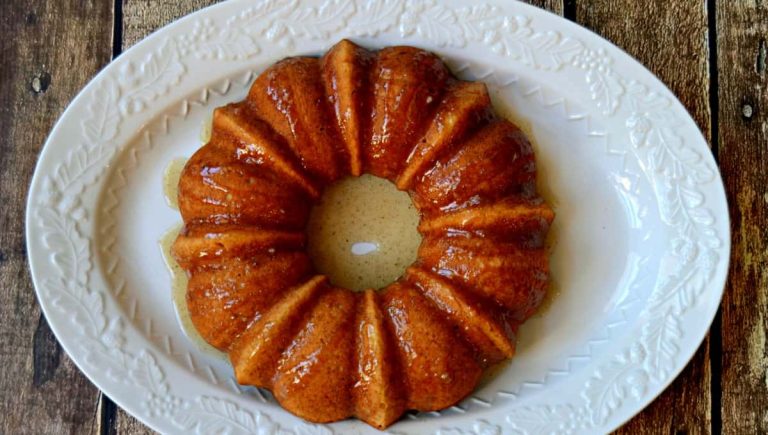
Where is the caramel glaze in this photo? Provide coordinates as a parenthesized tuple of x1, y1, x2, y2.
(172, 39, 555, 429)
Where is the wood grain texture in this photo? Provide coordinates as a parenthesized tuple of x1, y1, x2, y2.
(716, 1, 768, 433)
(100, 394, 154, 435)
(10, 0, 760, 433)
(574, 1, 714, 433)
(0, 0, 113, 433)
(109, 416, 155, 435)
(122, 0, 221, 49)
(521, 0, 563, 16)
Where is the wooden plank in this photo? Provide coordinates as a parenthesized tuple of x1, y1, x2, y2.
(0, 0, 114, 433)
(573, 1, 714, 433)
(122, 0, 221, 49)
(716, 1, 768, 433)
(522, 0, 564, 16)
(99, 393, 155, 435)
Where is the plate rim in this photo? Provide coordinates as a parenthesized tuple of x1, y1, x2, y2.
(25, 0, 730, 433)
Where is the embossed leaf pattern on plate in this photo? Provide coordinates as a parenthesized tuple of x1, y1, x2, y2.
(28, 0, 727, 434)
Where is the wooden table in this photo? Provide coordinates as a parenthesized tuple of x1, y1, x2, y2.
(1, 1, 764, 433)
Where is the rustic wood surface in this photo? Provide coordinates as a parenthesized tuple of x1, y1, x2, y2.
(716, 1, 768, 434)
(0, 1, 114, 434)
(1, 0, 764, 433)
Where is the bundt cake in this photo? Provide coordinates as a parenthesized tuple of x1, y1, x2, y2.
(172, 39, 554, 429)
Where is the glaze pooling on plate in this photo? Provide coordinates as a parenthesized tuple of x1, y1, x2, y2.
(159, 222, 226, 360)
(307, 174, 421, 292)
(26, 1, 729, 433)
(162, 157, 187, 210)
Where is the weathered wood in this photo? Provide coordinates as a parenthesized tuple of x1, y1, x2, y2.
(4, 0, 749, 431)
(110, 414, 156, 435)
(574, 1, 714, 433)
(0, 0, 114, 433)
(99, 393, 155, 435)
(122, 0, 222, 49)
(521, 0, 564, 16)
(716, 1, 768, 433)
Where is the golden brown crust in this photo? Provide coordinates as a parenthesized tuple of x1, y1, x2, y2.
(272, 288, 358, 423)
(177, 141, 311, 229)
(397, 81, 493, 190)
(247, 57, 345, 183)
(418, 234, 550, 322)
(418, 197, 554, 239)
(412, 119, 537, 215)
(352, 290, 407, 429)
(172, 224, 305, 270)
(320, 40, 374, 177)
(186, 252, 312, 350)
(365, 46, 452, 180)
(380, 282, 482, 411)
(229, 276, 328, 387)
(406, 267, 515, 366)
(173, 39, 554, 429)
(212, 103, 321, 198)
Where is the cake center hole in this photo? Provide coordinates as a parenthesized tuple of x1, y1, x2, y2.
(307, 174, 422, 291)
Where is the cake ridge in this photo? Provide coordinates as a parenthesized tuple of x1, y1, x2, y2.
(212, 102, 321, 198)
(319, 39, 375, 177)
(406, 266, 516, 366)
(379, 282, 482, 411)
(412, 118, 538, 215)
(396, 80, 494, 190)
(247, 57, 347, 184)
(172, 225, 306, 270)
(272, 287, 358, 422)
(186, 252, 313, 350)
(418, 234, 549, 322)
(417, 198, 555, 236)
(352, 289, 407, 429)
(229, 275, 328, 387)
(365, 45, 453, 180)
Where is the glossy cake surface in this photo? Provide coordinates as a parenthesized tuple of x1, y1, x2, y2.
(172, 39, 554, 429)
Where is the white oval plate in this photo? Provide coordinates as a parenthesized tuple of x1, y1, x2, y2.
(27, 1, 729, 433)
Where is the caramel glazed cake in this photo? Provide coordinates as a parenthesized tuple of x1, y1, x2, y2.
(172, 39, 554, 429)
